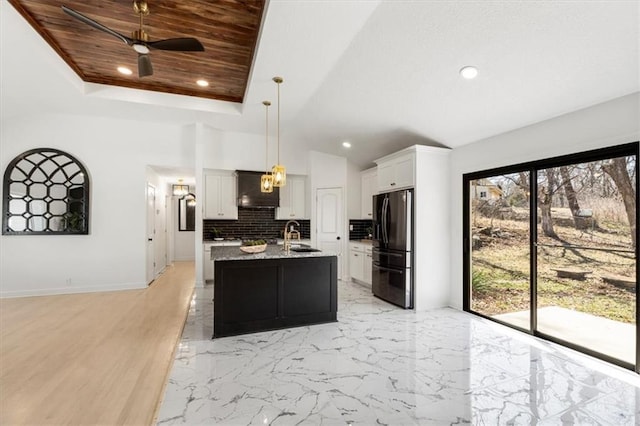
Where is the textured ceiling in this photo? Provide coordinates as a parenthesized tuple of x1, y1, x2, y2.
(2, 0, 638, 168)
(8, 0, 265, 102)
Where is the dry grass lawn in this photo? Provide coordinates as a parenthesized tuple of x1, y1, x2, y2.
(471, 211, 636, 323)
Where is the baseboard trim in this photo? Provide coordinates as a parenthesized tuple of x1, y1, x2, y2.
(0, 281, 147, 298)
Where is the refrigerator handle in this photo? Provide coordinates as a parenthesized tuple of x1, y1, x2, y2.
(385, 196, 390, 244)
(381, 196, 388, 245)
(373, 264, 404, 274)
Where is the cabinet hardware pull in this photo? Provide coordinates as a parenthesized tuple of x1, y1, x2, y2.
(390, 182, 396, 186)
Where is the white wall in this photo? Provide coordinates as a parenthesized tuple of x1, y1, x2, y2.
(203, 130, 308, 174)
(346, 160, 361, 220)
(414, 146, 451, 310)
(448, 92, 640, 309)
(0, 113, 193, 297)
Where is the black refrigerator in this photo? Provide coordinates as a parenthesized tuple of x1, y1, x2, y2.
(372, 189, 414, 309)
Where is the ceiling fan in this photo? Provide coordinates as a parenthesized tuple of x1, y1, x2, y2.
(61, 1, 205, 78)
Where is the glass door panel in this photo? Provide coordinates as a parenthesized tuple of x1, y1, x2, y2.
(470, 173, 531, 330)
(536, 156, 637, 364)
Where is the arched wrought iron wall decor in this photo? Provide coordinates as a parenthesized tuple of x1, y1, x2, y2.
(2, 148, 90, 235)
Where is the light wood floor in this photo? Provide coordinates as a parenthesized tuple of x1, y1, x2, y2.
(0, 261, 195, 425)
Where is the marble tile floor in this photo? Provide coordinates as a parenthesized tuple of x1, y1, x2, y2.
(157, 281, 640, 425)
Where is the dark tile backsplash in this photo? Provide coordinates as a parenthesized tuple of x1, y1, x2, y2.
(204, 208, 310, 240)
(349, 219, 373, 240)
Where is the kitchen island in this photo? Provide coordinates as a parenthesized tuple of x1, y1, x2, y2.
(211, 245, 337, 338)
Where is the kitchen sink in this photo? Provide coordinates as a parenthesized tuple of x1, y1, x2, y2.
(289, 247, 321, 252)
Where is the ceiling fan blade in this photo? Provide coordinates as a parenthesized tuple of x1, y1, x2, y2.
(147, 38, 205, 52)
(138, 54, 153, 77)
(62, 5, 132, 46)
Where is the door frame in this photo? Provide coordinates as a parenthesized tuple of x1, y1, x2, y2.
(146, 182, 156, 285)
(463, 141, 639, 372)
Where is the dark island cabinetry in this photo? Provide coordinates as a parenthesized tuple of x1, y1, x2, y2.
(213, 254, 337, 338)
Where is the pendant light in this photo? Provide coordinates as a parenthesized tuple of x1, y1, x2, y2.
(260, 100, 274, 193)
(172, 179, 189, 197)
(271, 76, 286, 187)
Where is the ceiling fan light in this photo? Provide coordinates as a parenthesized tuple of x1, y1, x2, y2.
(133, 44, 150, 54)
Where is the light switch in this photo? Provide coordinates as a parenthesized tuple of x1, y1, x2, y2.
(349, 224, 353, 231)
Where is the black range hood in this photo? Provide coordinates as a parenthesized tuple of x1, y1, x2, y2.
(236, 170, 280, 208)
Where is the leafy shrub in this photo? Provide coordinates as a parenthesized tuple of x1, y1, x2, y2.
(472, 270, 491, 293)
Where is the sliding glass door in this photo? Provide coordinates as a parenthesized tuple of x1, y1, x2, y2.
(536, 156, 637, 365)
(464, 142, 639, 371)
(468, 172, 531, 331)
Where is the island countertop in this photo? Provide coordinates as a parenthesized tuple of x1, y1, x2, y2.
(210, 245, 332, 261)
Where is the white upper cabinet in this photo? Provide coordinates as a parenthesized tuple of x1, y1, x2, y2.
(276, 175, 307, 219)
(375, 150, 415, 192)
(204, 172, 238, 220)
(360, 168, 377, 219)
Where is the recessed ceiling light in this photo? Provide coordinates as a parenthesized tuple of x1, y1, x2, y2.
(117, 66, 133, 75)
(196, 79, 209, 87)
(342, 141, 351, 148)
(460, 66, 478, 80)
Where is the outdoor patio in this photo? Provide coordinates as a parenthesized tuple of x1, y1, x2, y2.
(494, 306, 635, 365)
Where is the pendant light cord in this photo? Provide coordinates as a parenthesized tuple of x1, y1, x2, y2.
(276, 80, 280, 164)
(265, 101, 269, 173)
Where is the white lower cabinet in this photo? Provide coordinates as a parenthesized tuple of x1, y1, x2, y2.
(204, 240, 242, 282)
(350, 247, 364, 282)
(363, 249, 372, 284)
(349, 242, 372, 286)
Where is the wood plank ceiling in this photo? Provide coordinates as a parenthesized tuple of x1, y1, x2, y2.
(8, 0, 266, 103)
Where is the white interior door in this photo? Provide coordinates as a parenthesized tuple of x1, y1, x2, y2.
(316, 187, 343, 278)
(146, 183, 156, 285)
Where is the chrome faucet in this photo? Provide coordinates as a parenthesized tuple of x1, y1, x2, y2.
(283, 220, 300, 252)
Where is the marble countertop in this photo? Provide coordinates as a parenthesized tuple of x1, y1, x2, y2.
(210, 244, 333, 261)
(204, 239, 311, 245)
